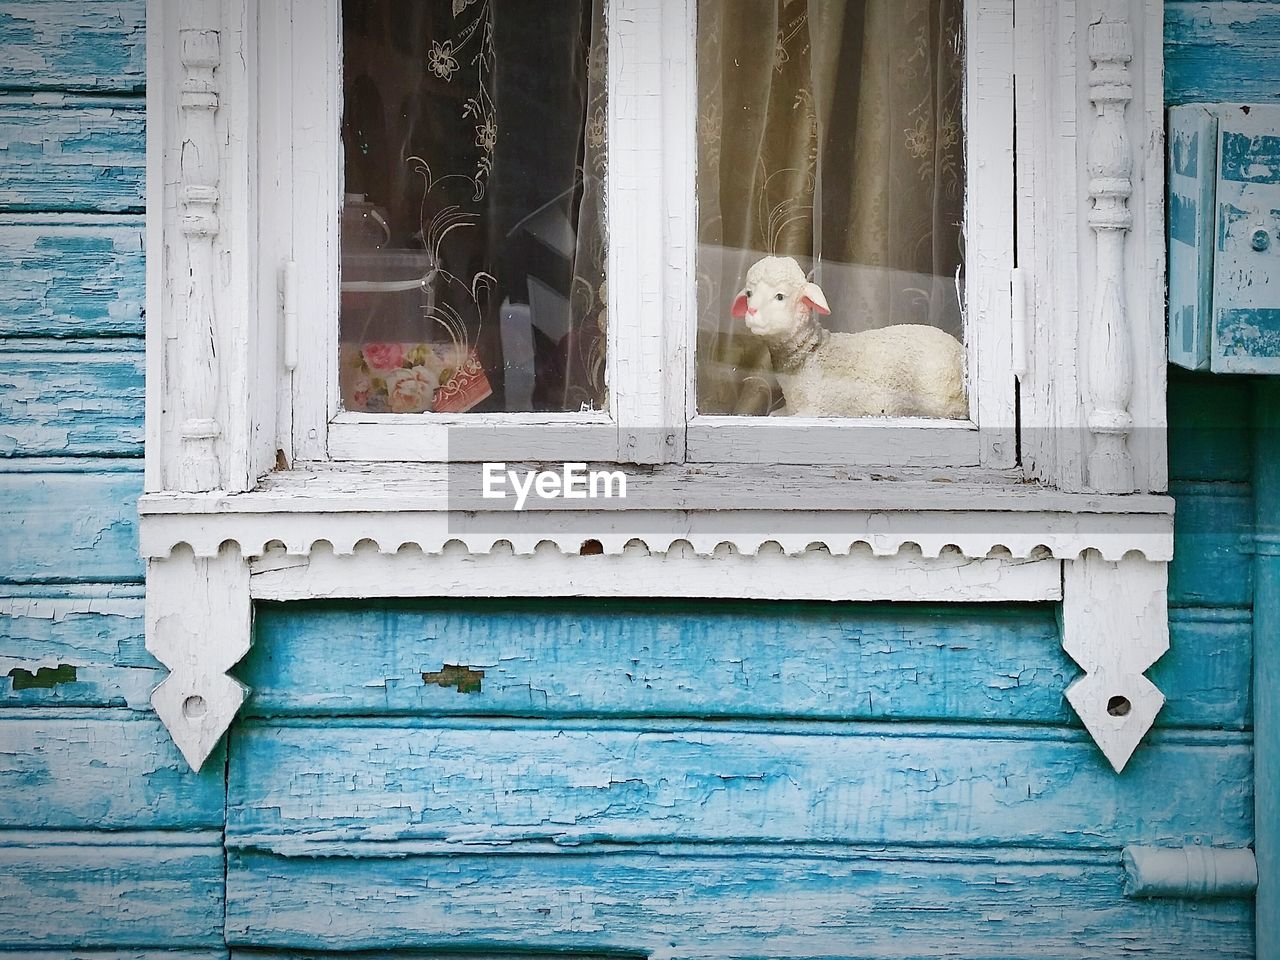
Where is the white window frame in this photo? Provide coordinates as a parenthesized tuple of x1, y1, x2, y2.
(265, 0, 1014, 468)
(141, 0, 1174, 777)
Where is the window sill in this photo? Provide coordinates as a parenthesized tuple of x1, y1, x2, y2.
(138, 460, 1174, 563)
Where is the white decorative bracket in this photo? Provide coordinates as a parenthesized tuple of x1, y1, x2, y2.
(1083, 0, 1137, 493)
(1061, 550, 1169, 772)
(146, 545, 251, 771)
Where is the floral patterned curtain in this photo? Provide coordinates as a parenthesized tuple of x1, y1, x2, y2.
(697, 0, 966, 415)
(341, 0, 608, 415)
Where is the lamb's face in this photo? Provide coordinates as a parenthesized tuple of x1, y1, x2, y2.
(731, 257, 831, 339)
(736, 278, 802, 338)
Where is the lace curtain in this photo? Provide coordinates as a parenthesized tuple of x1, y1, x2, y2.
(341, 0, 608, 414)
(697, 0, 966, 415)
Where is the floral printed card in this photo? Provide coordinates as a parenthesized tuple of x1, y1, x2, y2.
(342, 342, 492, 414)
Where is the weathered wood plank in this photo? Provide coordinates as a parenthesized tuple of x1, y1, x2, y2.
(0, 714, 224, 829)
(0, 95, 144, 213)
(1167, 370, 1253, 483)
(1169, 481, 1253, 608)
(0, 596, 156, 708)
(243, 599, 1249, 729)
(0, 218, 144, 337)
(0, 838, 224, 949)
(0, 1, 146, 92)
(2, 953, 227, 960)
(0, 343, 143, 456)
(225, 848, 1255, 957)
(1160, 609, 1253, 731)
(0, 464, 142, 583)
(227, 721, 1251, 849)
(1166, 1, 1280, 105)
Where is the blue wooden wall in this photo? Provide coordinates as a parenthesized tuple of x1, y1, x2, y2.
(0, 1, 1271, 957)
(0, 2, 228, 958)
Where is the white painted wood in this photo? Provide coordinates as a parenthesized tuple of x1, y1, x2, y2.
(147, 0, 270, 495)
(1015, 0, 1086, 490)
(275, 0, 339, 462)
(1061, 550, 1169, 772)
(137, 487, 1174, 564)
(139, 461, 1177, 516)
(1122, 846, 1258, 900)
(174, 25, 222, 493)
(327, 413, 618, 463)
(965, 0, 1018, 468)
(145, 544, 252, 772)
(609, 0, 679, 464)
(687, 416, 982, 466)
(1083, 0, 1138, 493)
(249, 543, 1062, 604)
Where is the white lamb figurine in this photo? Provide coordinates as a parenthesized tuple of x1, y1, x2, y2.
(732, 256, 968, 419)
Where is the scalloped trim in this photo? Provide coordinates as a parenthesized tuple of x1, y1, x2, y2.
(139, 510, 1174, 563)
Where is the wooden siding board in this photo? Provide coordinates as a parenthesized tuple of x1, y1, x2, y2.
(0, 714, 224, 829)
(225, 849, 1255, 957)
(226, 720, 1252, 850)
(1166, 1, 1280, 105)
(0, 95, 144, 213)
(243, 600, 1250, 730)
(0, 344, 144, 456)
(0, 218, 145, 337)
(0, 840, 224, 949)
(0, 596, 156, 709)
(1161, 609, 1253, 730)
(0, 2, 145, 93)
(1169, 481, 1253, 608)
(1167, 370, 1253, 482)
(0, 466, 143, 584)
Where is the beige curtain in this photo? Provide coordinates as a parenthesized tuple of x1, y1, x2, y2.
(697, 0, 965, 415)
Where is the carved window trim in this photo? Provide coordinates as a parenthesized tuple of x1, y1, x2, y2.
(143, 0, 1173, 774)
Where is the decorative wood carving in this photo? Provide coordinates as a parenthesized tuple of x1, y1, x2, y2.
(1061, 550, 1168, 772)
(1083, 1, 1136, 493)
(146, 545, 251, 771)
(1122, 846, 1258, 900)
(174, 25, 222, 493)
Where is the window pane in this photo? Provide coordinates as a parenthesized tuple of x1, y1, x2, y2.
(340, 0, 607, 415)
(696, 0, 968, 419)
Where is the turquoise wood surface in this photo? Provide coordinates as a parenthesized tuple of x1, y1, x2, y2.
(1168, 367, 1253, 481)
(0, 1, 144, 92)
(0, 463, 142, 583)
(245, 599, 1251, 729)
(0, 342, 144, 456)
(1253, 379, 1280, 960)
(0, 218, 144, 337)
(225, 848, 1255, 957)
(1169, 480, 1254, 607)
(226, 719, 1251, 850)
(0, 596, 155, 708)
(0, 94, 144, 213)
(0, 713, 225, 829)
(0, 838, 225, 949)
(1166, 2, 1280, 105)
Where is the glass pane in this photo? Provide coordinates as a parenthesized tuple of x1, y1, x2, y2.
(696, 0, 968, 419)
(340, 0, 608, 415)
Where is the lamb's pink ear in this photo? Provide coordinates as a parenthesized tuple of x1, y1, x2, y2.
(731, 291, 749, 318)
(801, 281, 831, 315)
